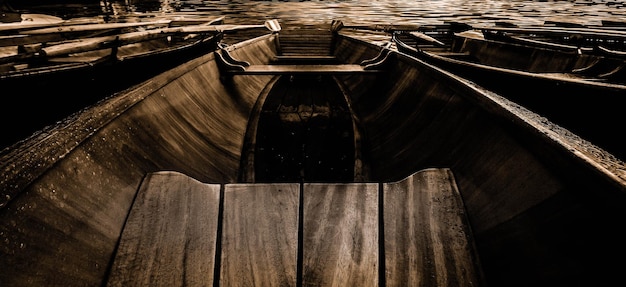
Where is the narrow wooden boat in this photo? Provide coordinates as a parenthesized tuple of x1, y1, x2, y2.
(391, 27, 626, 162)
(472, 24, 626, 51)
(2, 20, 626, 287)
(0, 16, 228, 79)
(0, 18, 279, 150)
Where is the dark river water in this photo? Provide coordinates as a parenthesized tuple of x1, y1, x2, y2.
(13, 0, 626, 27)
(3, 0, 626, 150)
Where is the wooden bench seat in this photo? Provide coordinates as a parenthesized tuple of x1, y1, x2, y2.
(216, 49, 386, 75)
(272, 55, 338, 64)
(106, 168, 482, 286)
(106, 171, 221, 286)
(383, 168, 482, 286)
(228, 64, 383, 75)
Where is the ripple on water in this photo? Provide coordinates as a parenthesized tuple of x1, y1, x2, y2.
(18, 0, 626, 27)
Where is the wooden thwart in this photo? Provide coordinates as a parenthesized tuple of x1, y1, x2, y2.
(232, 64, 384, 75)
(216, 46, 387, 75)
(303, 183, 379, 285)
(107, 168, 481, 286)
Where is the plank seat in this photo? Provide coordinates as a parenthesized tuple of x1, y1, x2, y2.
(383, 168, 483, 286)
(106, 171, 221, 287)
(272, 55, 338, 64)
(229, 64, 383, 75)
(106, 168, 481, 286)
(216, 48, 387, 75)
(435, 51, 471, 57)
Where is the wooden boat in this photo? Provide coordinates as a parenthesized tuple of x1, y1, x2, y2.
(0, 16, 228, 79)
(0, 17, 280, 150)
(390, 26, 626, 162)
(1, 20, 626, 287)
(0, 0, 67, 32)
(473, 23, 626, 51)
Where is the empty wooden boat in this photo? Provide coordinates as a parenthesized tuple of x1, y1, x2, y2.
(390, 26, 626, 162)
(0, 18, 280, 150)
(1, 20, 625, 287)
(0, 16, 228, 81)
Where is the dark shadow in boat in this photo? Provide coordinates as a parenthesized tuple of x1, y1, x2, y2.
(254, 75, 355, 183)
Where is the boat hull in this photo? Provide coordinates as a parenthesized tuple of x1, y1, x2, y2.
(1, 27, 626, 286)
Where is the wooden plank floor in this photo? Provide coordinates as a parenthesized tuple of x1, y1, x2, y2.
(107, 169, 482, 286)
(383, 168, 482, 286)
(220, 183, 300, 286)
(106, 171, 221, 287)
(302, 183, 379, 286)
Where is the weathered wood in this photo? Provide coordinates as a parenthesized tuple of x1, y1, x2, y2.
(230, 64, 383, 75)
(220, 184, 299, 286)
(272, 55, 337, 63)
(409, 31, 446, 46)
(37, 20, 274, 58)
(20, 20, 172, 35)
(473, 25, 626, 39)
(106, 171, 221, 287)
(383, 168, 481, 287)
(302, 183, 379, 286)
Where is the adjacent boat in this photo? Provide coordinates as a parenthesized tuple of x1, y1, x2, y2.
(390, 25, 626, 162)
(1, 20, 626, 287)
(0, 17, 277, 149)
(0, 16, 227, 82)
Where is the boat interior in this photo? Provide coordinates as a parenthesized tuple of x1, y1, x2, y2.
(2, 23, 626, 286)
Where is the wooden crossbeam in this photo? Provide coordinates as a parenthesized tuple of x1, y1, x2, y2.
(228, 64, 384, 75)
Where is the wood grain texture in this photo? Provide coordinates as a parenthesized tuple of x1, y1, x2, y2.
(302, 183, 379, 286)
(232, 64, 382, 75)
(106, 171, 221, 287)
(383, 168, 481, 287)
(220, 183, 299, 286)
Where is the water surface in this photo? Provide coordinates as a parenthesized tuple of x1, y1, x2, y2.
(15, 0, 626, 27)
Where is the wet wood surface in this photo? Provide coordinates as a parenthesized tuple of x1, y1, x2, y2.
(103, 167, 483, 286)
(220, 183, 300, 286)
(231, 64, 383, 74)
(107, 171, 221, 286)
(383, 168, 481, 286)
(302, 183, 379, 286)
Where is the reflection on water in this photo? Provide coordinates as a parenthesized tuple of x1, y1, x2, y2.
(13, 0, 626, 27)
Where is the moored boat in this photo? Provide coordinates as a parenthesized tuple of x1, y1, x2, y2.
(389, 25, 626, 162)
(1, 20, 626, 287)
(0, 17, 281, 150)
